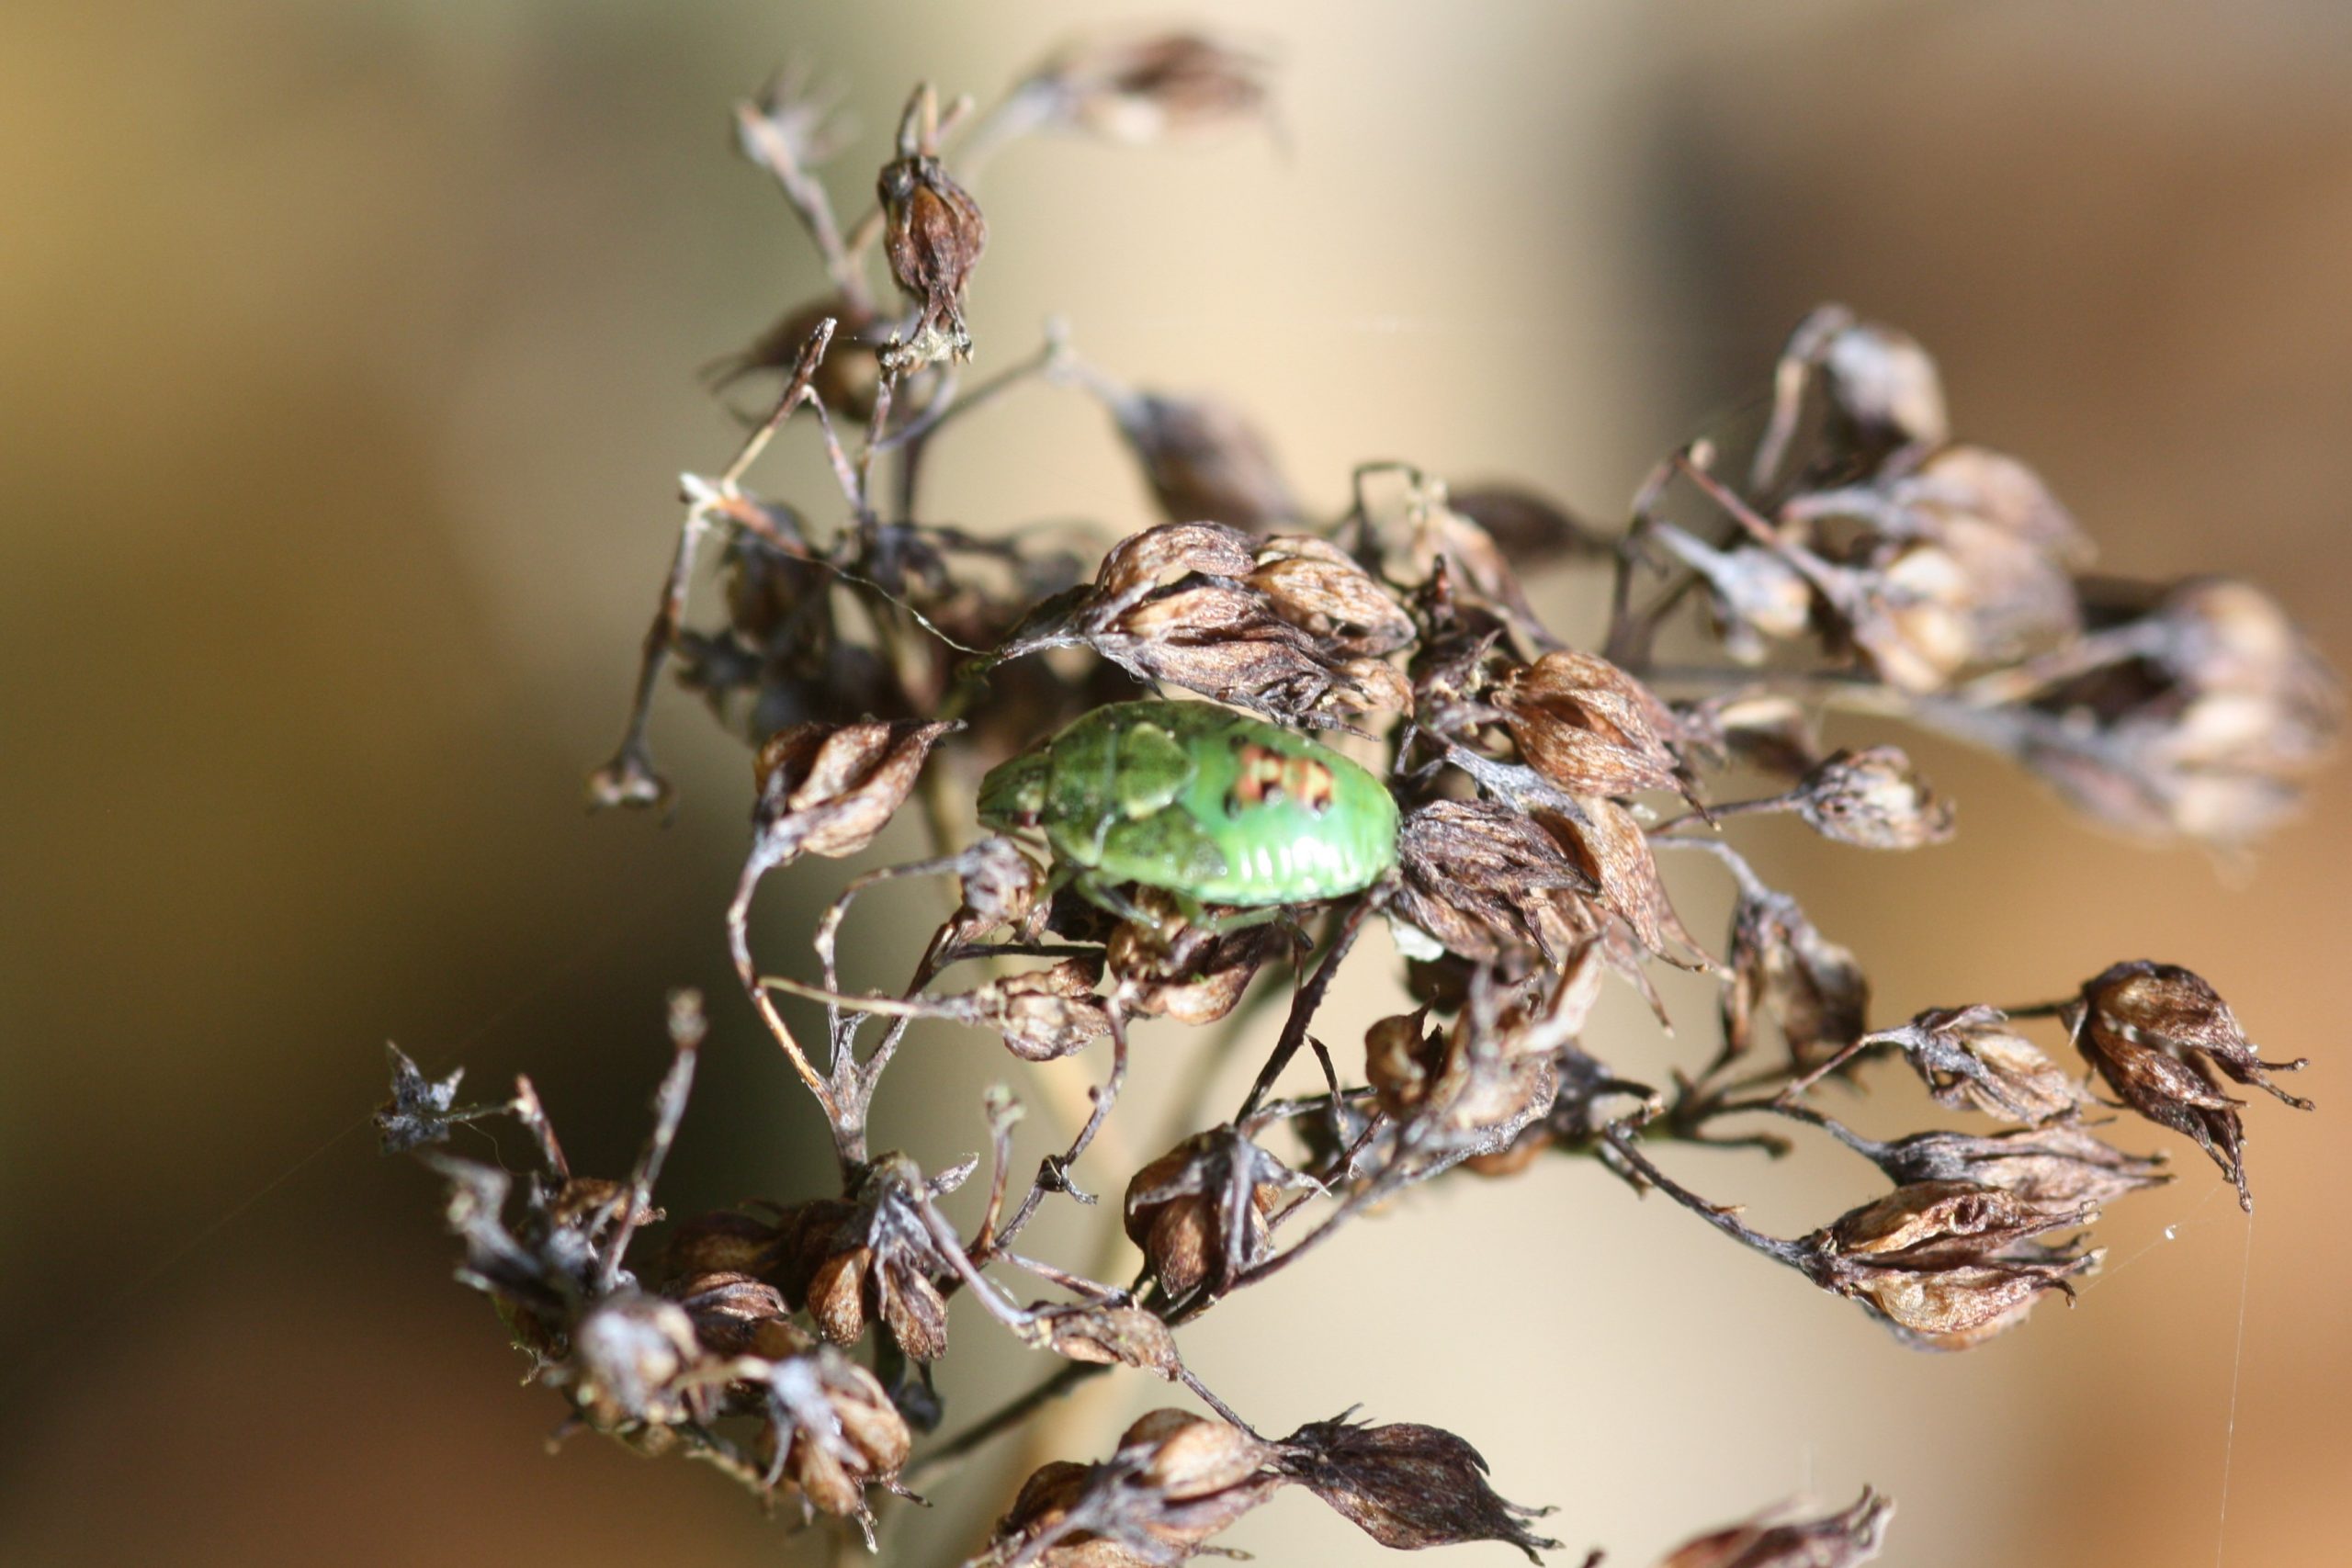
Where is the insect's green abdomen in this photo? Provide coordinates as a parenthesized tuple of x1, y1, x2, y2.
(977, 700, 1397, 908)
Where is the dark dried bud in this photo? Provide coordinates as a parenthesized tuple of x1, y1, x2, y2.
(878, 150, 987, 367)
(376, 1043, 469, 1154)
(1792, 746, 1955, 851)
(1392, 798, 1597, 967)
(668, 1270, 795, 1358)
(1855, 1123, 2169, 1212)
(1657, 1486, 1894, 1568)
(1018, 30, 1274, 144)
(1248, 534, 1416, 656)
(1108, 390, 1300, 532)
(2066, 960, 2311, 1210)
(751, 719, 961, 864)
(976, 1411, 1282, 1568)
(709, 295, 889, 419)
(1274, 1415, 1561, 1562)
(1800, 1181, 2099, 1350)
(1865, 1004, 2088, 1124)
(1496, 649, 1694, 800)
(1021, 1302, 1182, 1379)
(1724, 889, 1869, 1070)
(1124, 1129, 1306, 1302)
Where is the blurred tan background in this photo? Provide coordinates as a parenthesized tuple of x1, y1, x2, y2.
(4, 1, 2346, 1563)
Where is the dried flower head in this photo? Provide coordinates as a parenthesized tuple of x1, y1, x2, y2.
(1724, 889, 1869, 1070)
(775, 1154, 965, 1362)
(751, 718, 962, 865)
(974, 1411, 1283, 1568)
(1862, 1004, 2089, 1124)
(1495, 649, 1695, 801)
(1124, 1128, 1308, 1302)
(877, 102, 988, 367)
(1103, 389, 1301, 532)
(1850, 1123, 2170, 1212)
(1392, 798, 1597, 967)
(2066, 960, 2311, 1210)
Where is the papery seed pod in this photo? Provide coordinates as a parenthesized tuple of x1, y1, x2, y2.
(668, 1270, 797, 1357)
(1817, 317, 1949, 460)
(709, 295, 890, 419)
(1392, 797, 1600, 968)
(1123, 1129, 1306, 1301)
(1249, 534, 1416, 656)
(974, 1412, 1283, 1568)
(559, 1292, 711, 1432)
(1372, 953, 1599, 1158)
(751, 719, 961, 864)
(773, 1156, 960, 1361)
(1864, 1004, 2088, 1124)
(1496, 649, 1694, 800)
(1884, 444, 2089, 563)
(1800, 1181, 2099, 1351)
(1856, 1124, 2170, 1212)
(747, 1343, 912, 1534)
(1107, 391, 1301, 532)
(1448, 483, 1608, 565)
(1657, 1486, 1894, 1568)
(2066, 960, 2311, 1210)
(1792, 746, 1956, 851)
(662, 1210, 788, 1281)
(975, 958, 1116, 1060)
(1648, 526, 1819, 665)
(1108, 915, 1288, 1026)
(2015, 577, 2339, 844)
(1544, 797, 1704, 964)
(877, 147, 987, 367)
(1017, 29, 1274, 144)
(1723, 889, 1869, 1070)
(1274, 1416, 1562, 1562)
(1022, 1302, 1182, 1379)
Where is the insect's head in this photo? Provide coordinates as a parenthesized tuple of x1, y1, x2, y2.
(976, 748, 1050, 829)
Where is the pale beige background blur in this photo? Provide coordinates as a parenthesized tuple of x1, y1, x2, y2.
(4, 3, 2346, 1564)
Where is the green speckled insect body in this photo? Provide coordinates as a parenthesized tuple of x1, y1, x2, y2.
(978, 700, 1398, 919)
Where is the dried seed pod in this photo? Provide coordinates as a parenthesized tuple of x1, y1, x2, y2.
(558, 1292, 711, 1432)
(1649, 526, 1819, 664)
(1016, 29, 1274, 144)
(1864, 1005, 2088, 1124)
(1855, 1124, 2170, 1212)
(709, 295, 889, 419)
(877, 147, 987, 367)
(1370, 954, 1599, 1158)
(1723, 889, 1869, 1070)
(1106, 391, 1300, 532)
(2015, 577, 2339, 844)
(1817, 317, 1949, 460)
(1392, 798, 1598, 967)
(751, 719, 961, 864)
(1544, 797, 1704, 964)
(1123, 1129, 1306, 1301)
(773, 1156, 961, 1361)
(1249, 534, 1416, 656)
(2066, 960, 2311, 1210)
(975, 958, 1116, 1060)
(1884, 444, 2088, 563)
(662, 1209, 788, 1280)
(1657, 1486, 1894, 1568)
(1021, 1303, 1182, 1379)
(1799, 1182, 2099, 1351)
(976, 1412, 1283, 1568)
(1792, 746, 1956, 851)
(668, 1270, 796, 1358)
(1108, 916, 1288, 1026)
(1274, 1415, 1562, 1562)
(747, 1342, 913, 1535)
(1495, 649, 1694, 800)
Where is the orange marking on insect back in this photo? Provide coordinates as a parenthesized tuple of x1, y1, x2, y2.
(1229, 744, 1336, 813)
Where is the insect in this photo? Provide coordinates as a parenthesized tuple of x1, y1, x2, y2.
(978, 700, 1398, 925)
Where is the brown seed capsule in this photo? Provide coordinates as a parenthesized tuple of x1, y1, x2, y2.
(1853, 1123, 2170, 1213)
(2066, 960, 2311, 1210)
(662, 1210, 787, 1282)
(980, 1413, 1282, 1568)
(560, 1292, 709, 1432)
(1123, 1130, 1306, 1301)
(1724, 889, 1869, 1071)
(1248, 534, 1416, 656)
(1017, 29, 1275, 144)
(877, 150, 986, 367)
(1800, 1181, 2099, 1351)
(1108, 915, 1287, 1027)
(1657, 1486, 1894, 1568)
(1107, 391, 1301, 532)
(747, 1343, 911, 1533)
(1865, 1005, 2089, 1125)
(1544, 797, 1704, 964)
(1817, 317, 1949, 459)
(751, 719, 961, 864)
(1023, 1302, 1182, 1379)
(1274, 1415, 1562, 1562)
(1792, 746, 1956, 851)
(773, 1156, 960, 1361)
(1496, 649, 1694, 800)
(974, 957, 1115, 1060)
(1370, 954, 1599, 1159)
(1392, 798, 1598, 968)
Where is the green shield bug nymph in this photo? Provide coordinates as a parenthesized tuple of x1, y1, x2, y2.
(977, 700, 1398, 919)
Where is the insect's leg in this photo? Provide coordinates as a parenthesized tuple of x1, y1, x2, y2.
(1181, 897, 1287, 938)
(1072, 871, 1159, 931)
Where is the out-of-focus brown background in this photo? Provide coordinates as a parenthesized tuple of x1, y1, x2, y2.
(5, 2, 2346, 1563)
